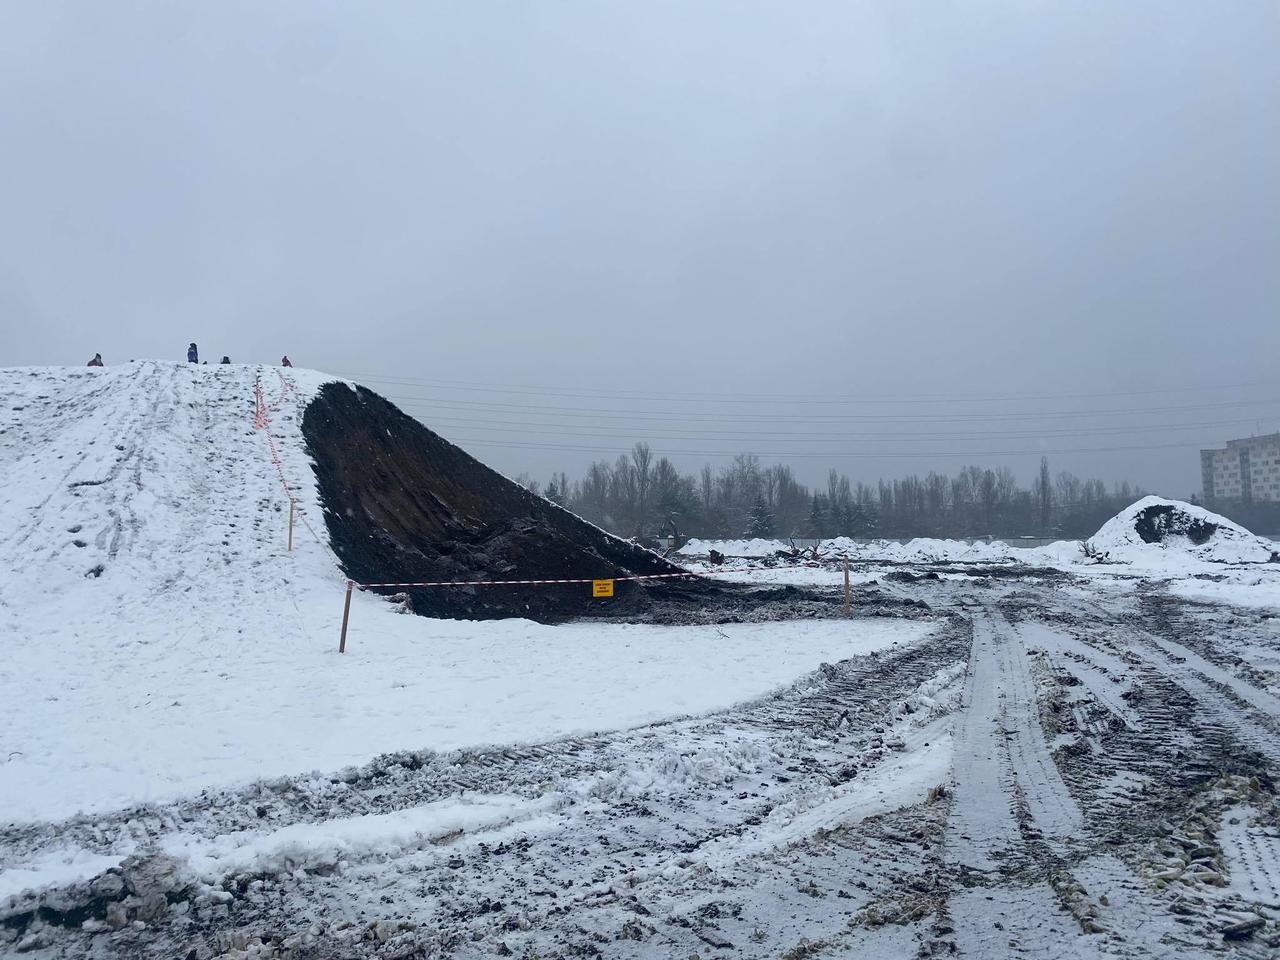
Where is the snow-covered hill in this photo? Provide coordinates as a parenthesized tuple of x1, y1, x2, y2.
(0, 361, 349, 819)
(0, 360, 342, 617)
(1085, 496, 1279, 567)
(0, 362, 924, 823)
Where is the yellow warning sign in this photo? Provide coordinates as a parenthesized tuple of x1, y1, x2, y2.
(592, 579, 615, 598)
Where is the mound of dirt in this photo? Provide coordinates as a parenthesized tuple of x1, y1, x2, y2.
(302, 383, 718, 621)
(1085, 496, 1279, 566)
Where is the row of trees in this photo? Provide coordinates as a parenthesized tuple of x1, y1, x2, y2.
(513, 444, 1154, 541)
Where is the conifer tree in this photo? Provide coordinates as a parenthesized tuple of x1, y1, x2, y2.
(746, 495, 776, 538)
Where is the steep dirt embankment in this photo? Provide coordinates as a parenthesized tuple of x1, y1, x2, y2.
(302, 382, 698, 621)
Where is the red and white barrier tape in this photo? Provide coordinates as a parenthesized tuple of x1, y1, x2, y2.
(345, 563, 824, 593)
(254, 371, 324, 546)
(352, 570, 706, 589)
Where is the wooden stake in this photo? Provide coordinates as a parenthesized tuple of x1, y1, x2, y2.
(339, 581, 354, 653)
(843, 555, 851, 615)
(287, 501, 295, 552)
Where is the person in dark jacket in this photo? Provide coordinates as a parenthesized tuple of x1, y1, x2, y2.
(220, 356, 231, 364)
(280, 355, 292, 367)
(187, 343, 198, 363)
(86, 353, 104, 367)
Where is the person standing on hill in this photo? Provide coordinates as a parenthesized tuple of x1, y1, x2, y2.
(86, 353, 103, 367)
(281, 355, 292, 367)
(187, 343, 198, 363)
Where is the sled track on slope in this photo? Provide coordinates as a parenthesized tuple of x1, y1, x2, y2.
(1, 364, 162, 556)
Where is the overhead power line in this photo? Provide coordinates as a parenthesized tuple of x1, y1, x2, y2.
(441, 436, 1226, 459)
(381, 393, 1280, 424)
(404, 413, 1273, 443)
(343, 372, 1278, 407)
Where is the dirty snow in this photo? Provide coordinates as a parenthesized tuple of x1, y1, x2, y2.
(163, 794, 552, 883)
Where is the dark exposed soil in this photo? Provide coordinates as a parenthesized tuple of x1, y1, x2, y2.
(1133, 502, 1218, 545)
(301, 383, 696, 620)
(301, 383, 852, 622)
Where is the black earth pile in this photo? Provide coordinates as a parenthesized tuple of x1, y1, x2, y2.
(1133, 502, 1218, 546)
(302, 383, 767, 622)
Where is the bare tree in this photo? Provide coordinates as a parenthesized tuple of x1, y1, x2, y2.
(1036, 456, 1053, 533)
(631, 442, 654, 537)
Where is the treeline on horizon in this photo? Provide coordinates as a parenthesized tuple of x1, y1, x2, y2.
(513, 442, 1156, 542)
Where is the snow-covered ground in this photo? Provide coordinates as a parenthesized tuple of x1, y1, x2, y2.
(4, 364, 1280, 958)
(679, 497, 1279, 571)
(0, 362, 929, 824)
(677, 534, 1065, 563)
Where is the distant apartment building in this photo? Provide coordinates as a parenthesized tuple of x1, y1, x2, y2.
(1201, 433, 1280, 505)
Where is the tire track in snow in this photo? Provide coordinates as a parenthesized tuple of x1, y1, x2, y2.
(1028, 588, 1280, 771)
(945, 609, 1082, 872)
(941, 602, 1206, 960)
(1146, 636, 1280, 725)
(1123, 639, 1280, 766)
(995, 609, 1084, 848)
(945, 613, 1018, 871)
(1019, 621, 1143, 731)
(1218, 808, 1280, 908)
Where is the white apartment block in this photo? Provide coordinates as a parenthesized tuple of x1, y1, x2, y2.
(1201, 433, 1280, 504)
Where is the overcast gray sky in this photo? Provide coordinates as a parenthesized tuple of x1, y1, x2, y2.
(2, 0, 1277, 494)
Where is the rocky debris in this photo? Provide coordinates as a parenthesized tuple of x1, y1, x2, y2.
(1220, 913, 1265, 940)
(0, 851, 197, 950)
(121, 852, 193, 902)
(12, 921, 51, 953)
(89, 871, 126, 902)
(850, 893, 937, 929)
(884, 570, 941, 583)
(1140, 774, 1278, 894)
(1050, 874, 1107, 935)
